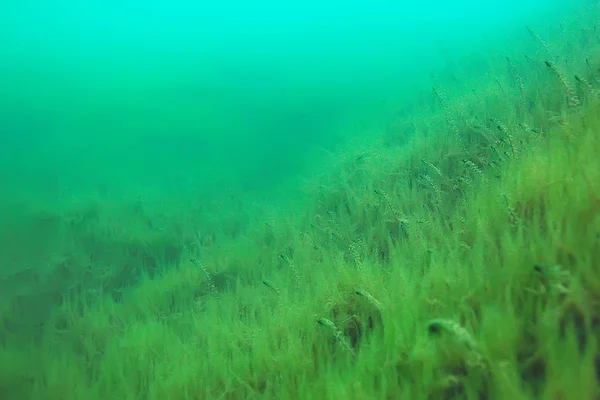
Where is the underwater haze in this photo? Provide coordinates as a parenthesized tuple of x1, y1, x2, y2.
(0, 0, 570, 201)
(2, 0, 600, 398)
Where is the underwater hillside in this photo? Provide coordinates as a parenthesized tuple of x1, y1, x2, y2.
(1, 1, 600, 399)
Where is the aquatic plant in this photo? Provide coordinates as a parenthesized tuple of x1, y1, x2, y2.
(1, 5, 600, 399)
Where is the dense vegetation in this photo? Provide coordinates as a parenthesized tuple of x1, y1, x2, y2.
(1, 5, 599, 399)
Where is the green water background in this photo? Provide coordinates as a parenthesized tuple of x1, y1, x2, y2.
(0, 0, 579, 205)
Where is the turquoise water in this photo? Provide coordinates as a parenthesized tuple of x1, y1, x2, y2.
(1, 1, 599, 398)
(0, 0, 580, 200)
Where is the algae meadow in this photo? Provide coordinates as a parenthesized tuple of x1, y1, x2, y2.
(1, 2, 600, 399)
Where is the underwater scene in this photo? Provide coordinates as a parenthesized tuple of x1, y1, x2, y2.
(1, 0, 599, 398)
